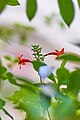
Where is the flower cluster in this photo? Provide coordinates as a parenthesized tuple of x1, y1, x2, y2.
(17, 54, 32, 69)
(17, 48, 64, 69)
(44, 48, 64, 58)
(17, 47, 65, 81)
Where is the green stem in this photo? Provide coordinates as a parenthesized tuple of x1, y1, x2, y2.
(47, 109, 51, 120)
(40, 76, 43, 84)
(60, 60, 67, 68)
(3, 108, 14, 120)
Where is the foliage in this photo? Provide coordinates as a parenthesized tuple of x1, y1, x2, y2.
(26, 0, 37, 21)
(0, 0, 80, 26)
(0, 23, 35, 45)
(31, 45, 44, 61)
(0, 1, 80, 119)
(78, 0, 80, 8)
(7, 0, 20, 6)
(44, 12, 65, 29)
(0, 44, 80, 120)
(58, 0, 74, 26)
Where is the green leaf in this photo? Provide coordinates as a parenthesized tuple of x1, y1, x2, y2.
(51, 102, 58, 109)
(15, 75, 34, 85)
(39, 93, 51, 110)
(56, 68, 70, 85)
(0, 99, 5, 110)
(7, 88, 29, 104)
(0, 117, 2, 120)
(26, 0, 37, 21)
(6, 72, 39, 93)
(32, 60, 55, 82)
(6, 72, 14, 78)
(68, 69, 80, 94)
(0, 0, 8, 13)
(16, 76, 40, 93)
(9, 89, 43, 119)
(8, 78, 17, 84)
(58, 53, 80, 62)
(4, 55, 12, 61)
(17, 84, 40, 93)
(0, 66, 7, 75)
(54, 96, 75, 120)
(48, 73, 55, 82)
(7, 0, 20, 6)
(8, 88, 49, 120)
(15, 76, 39, 92)
(6, 72, 17, 84)
(58, 0, 74, 26)
(19, 93, 46, 120)
(0, 66, 7, 80)
(32, 60, 46, 71)
(78, 0, 80, 8)
(3, 108, 14, 120)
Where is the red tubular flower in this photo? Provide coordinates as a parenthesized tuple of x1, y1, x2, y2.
(17, 54, 32, 69)
(44, 48, 64, 58)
